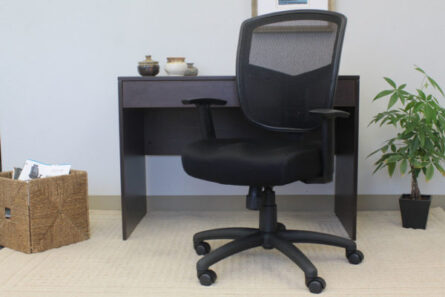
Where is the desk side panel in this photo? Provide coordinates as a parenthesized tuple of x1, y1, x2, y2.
(119, 82, 147, 240)
(334, 78, 359, 240)
(334, 79, 357, 107)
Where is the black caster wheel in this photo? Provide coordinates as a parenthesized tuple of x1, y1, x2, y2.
(347, 250, 364, 265)
(306, 277, 326, 294)
(198, 270, 217, 286)
(194, 241, 211, 255)
(277, 222, 286, 231)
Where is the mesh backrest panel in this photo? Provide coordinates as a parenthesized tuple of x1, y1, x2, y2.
(250, 21, 337, 76)
(237, 11, 346, 131)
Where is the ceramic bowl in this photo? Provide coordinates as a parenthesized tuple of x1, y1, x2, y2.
(138, 64, 160, 76)
(138, 55, 160, 76)
(165, 57, 187, 76)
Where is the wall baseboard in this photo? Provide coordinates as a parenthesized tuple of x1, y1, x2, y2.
(88, 195, 122, 210)
(89, 195, 445, 211)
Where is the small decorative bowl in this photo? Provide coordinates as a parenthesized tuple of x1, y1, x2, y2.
(138, 55, 160, 76)
(184, 62, 198, 76)
(165, 57, 188, 76)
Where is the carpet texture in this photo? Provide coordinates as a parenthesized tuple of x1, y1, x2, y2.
(1, 208, 445, 297)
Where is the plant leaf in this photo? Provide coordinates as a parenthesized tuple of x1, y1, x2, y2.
(424, 104, 435, 122)
(413, 103, 423, 113)
(415, 66, 426, 74)
(384, 77, 397, 88)
(434, 162, 445, 176)
(387, 155, 403, 163)
(417, 89, 426, 99)
(387, 162, 396, 177)
(412, 159, 423, 168)
(425, 164, 434, 181)
(398, 84, 407, 90)
(388, 92, 399, 109)
(372, 162, 384, 174)
(367, 146, 385, 158)
(419, 133, 425, 147)
(373, 90, 394, 101)
(400, 159, 408, 175)
(427, 76, 445, 97)
(404, 101, 416, 111)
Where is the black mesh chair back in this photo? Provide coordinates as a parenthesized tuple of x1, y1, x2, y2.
(236, 10, 347, 132)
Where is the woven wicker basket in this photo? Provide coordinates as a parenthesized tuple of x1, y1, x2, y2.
(0, 170, 89, 253)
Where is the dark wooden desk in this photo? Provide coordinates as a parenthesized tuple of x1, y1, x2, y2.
(118, 76, 359, 240)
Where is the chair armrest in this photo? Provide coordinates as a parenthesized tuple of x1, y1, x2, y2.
(309, 109, 350, 119)
(182, 98, 227, 106)
(182, 98, 227, 139)
(305, 109, 350, 184)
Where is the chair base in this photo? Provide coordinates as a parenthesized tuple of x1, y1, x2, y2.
(193, 187, 363, 294)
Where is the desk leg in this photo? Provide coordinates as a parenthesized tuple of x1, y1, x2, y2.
(334, 106, 358, 240)
(119, 108, 147, 240)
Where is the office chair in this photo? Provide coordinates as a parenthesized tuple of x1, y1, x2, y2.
(181, 10, 363, 294)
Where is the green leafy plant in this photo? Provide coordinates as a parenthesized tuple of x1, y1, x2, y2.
(369, 66, 445, 200)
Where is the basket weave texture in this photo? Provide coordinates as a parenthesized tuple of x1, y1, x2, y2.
(0, 170, 89, 253)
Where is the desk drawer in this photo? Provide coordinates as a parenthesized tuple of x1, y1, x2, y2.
(122, 80, 238, 108)
(121, 77, 358, 108)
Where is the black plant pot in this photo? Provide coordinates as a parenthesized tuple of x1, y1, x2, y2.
(399, 194, 432, 229)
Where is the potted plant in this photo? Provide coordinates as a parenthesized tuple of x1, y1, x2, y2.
(369, 66, 445, 229)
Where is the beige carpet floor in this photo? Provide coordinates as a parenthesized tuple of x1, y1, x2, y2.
(1, 208, 445, 297)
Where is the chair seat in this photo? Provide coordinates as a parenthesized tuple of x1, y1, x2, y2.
(181, 138, 322, 186)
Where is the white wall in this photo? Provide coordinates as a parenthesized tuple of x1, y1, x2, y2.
(1, 0, 445, 196)
(338, 0, 445, 195)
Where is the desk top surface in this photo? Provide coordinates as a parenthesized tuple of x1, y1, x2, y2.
(118, 75, 359, 82)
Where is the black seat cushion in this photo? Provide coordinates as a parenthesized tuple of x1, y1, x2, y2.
(181, 138, 322, 186)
